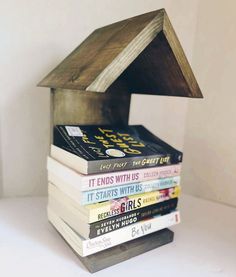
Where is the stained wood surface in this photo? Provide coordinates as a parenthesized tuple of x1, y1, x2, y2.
(120, 30, 202, 97)
(39, 10, 163, 92)
(75, 228, 173, 273)
(38, 9, 202, 98)
(52, 78, 131, 126)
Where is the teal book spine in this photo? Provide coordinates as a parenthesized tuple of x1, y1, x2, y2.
(82, 176, 180, 205)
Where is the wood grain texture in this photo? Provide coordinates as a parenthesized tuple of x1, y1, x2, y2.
(52, 78, 131, 126)
(66, 228, 173, 273)
(120, 30, 201, 97)
(39, 10, 163, 92)
(38, 9, 202, 98)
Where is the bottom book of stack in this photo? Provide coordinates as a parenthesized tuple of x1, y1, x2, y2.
(48, 207, 180, 257)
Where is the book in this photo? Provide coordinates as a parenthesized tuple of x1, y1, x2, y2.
(48, 194, 178, 238)
(47, 156, 181, 191)
(52, 125, 183, 174)
(48, 183, 181, 223)
(48, 171, 180, 205)
(48, 207, 180, 257)
(77, 229, 174, 273)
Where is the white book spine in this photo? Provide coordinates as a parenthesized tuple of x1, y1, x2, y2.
(81, 211, 180, 256)
(47, 156, 181, 191)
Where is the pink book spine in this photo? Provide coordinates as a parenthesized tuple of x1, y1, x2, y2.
(82, 164, 181, 190)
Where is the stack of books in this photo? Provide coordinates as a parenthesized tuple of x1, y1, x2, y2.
(47, 125, 182, 258)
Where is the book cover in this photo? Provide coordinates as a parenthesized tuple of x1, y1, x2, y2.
(48, 170, 180, 205)
(48, 183, 180, 223)
(48, 207, 180, 257)
(89, 198, 178, 238)
(88, 186, 180, 222)
(52, 125, 183, 174)
(48, 192, 178, 239)
(82, 176, 180, 205)
(47, 156, 181, 191)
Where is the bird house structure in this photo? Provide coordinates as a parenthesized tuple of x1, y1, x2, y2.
(38, 9, 202, 273)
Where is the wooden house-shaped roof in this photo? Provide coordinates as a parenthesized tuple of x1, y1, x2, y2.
(38, 9, 202, 98)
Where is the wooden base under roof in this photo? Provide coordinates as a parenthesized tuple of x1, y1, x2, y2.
(53, 226, 174, 273)
(51, 77, 131, 126)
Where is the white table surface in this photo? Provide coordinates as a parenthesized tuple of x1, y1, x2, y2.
(0, 194, 235, 277)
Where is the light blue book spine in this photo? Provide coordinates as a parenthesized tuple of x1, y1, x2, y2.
(82, 176, 180, 205)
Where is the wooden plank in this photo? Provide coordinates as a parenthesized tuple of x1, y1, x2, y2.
(38, 10, 163, 92)
(52, 78, 131, 126)
(52, 224, 174, 273)
(86, 11, 164, 92)
(163, 12, 202, 98)
(120, 30, 202, 97)
(77, 228, 174, 273)
(38, 9, 202, 98)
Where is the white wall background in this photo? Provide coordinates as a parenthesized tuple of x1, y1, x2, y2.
(0, 0, 199, 197)
(182, 0, 236, 207)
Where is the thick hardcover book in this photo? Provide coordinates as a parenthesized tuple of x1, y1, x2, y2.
(48, 170, 180, 205)
(48, 207, 180, 257)
(48, 183, 180, 223)
(52, 125, 183, 174)
(49, 192, 178, 238)
(47, 156, 181, 191)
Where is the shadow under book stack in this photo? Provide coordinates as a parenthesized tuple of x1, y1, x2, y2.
(47, 124, 182, 269)
(38, 8, 203, 273)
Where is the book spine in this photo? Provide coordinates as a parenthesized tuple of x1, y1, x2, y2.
(88, 186, 180, 223)
(82, 211, 180, 256)
(82, 176, 180, 205)
(47, 156, 181, 191)
(88, 153, 182, 174)
(81, 163, 181, 191)
(89, 198, 178, 238)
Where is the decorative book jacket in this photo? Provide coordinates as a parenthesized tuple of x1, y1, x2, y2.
(52, 125, 183, 174)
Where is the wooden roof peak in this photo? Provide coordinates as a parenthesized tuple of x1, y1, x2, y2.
(38, 9, 202, 98)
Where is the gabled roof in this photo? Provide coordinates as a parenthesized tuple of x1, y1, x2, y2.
(38, 9, 203, 98)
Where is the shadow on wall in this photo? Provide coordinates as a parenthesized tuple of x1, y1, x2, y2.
(1, 87, 50, 197)
(0, 48, 64, 197)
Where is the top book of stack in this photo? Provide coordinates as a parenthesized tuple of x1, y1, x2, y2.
(51, 125, 182, 175)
